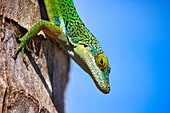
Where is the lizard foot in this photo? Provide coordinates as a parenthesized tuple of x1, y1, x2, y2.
(13, 37, 29, 66)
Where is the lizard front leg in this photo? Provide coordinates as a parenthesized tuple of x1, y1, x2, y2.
(14, 19, 67, 62)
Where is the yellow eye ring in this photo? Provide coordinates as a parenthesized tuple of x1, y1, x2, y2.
(96, 54, 108, 70)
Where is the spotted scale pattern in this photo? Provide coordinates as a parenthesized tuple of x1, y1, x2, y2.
(57, 0, 103, 57)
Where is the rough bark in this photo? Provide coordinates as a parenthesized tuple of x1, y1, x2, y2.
(0, 0, 70, 113)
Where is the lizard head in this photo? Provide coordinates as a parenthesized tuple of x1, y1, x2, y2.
(70, 43, 111, 94)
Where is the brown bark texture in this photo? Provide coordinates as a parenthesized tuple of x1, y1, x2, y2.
(0, 0, 70, 113)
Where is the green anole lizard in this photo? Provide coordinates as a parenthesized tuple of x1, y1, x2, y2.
(14, 0, 111, 94)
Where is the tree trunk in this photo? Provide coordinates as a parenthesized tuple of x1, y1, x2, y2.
(0, 0, 70, 113)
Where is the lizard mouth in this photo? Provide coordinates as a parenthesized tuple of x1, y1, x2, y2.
(96, 83, 110, 94)
(90, 73, 110, 94)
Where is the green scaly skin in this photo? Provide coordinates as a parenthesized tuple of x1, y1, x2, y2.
(14, 0, 111, 94)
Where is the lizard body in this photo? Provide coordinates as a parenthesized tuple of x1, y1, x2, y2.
(14, 0, 111, 94)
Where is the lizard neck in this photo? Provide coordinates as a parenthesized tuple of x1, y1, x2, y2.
(44, 0, 103, 55)
(58, 0, 88, 38)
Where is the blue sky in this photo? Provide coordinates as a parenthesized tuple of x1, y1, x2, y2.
(65, 0, 170, 113)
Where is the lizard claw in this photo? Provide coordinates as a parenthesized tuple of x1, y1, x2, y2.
(13, 44, 21, 58)
(13, 38, 28, 66)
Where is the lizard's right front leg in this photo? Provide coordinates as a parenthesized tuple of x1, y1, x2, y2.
(14, 19, 67, 63)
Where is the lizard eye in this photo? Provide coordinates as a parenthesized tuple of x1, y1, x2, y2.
(96, 54, 108, 70)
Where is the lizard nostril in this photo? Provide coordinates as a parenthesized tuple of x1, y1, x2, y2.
(83, 44, 88, 47)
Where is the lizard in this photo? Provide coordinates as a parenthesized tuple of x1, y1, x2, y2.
(14, 0, 111, 94)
